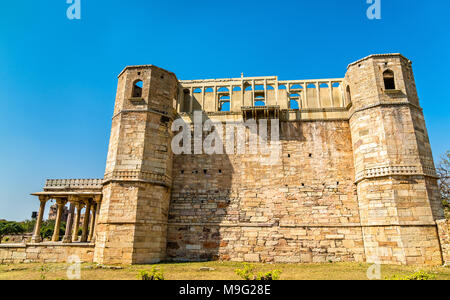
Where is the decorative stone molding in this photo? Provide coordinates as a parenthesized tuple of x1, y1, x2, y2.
(103, 170, 172, 187)
(355, 165, 438, 183)
(44, 179, 103, 190)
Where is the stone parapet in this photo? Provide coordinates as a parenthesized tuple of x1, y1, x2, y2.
(0, 243, 94, 264)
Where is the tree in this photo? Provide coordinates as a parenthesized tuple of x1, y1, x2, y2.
(0, 221, 25, 244)
(437, 151, 450, 218)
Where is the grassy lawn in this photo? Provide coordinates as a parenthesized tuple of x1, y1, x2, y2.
(0, 261, 449, 280)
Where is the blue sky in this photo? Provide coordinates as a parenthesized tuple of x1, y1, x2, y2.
(0, 0, 449, 221)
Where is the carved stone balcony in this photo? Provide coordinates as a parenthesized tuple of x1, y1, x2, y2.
(241, 105, 280, 121)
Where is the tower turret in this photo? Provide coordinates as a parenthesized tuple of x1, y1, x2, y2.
(345, 54, 444, 265)
(94, 65, 178, 264)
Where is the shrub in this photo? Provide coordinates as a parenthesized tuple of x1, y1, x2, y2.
(235, 263, 255, 280)
(235, 263, 282, 281)
(139, 267, 164, 280)
(388, 270, 436, 280)
(256, 270, 282, 280)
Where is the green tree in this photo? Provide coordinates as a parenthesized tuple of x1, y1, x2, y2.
(0, 221, 25, 244)
(39, 220, 66, 240)
(20, 219, 36, 233)
(437, 151, 450, 218)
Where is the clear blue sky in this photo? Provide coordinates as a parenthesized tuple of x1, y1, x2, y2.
(0, 0, 449, 221)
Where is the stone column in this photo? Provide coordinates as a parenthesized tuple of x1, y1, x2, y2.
(88, 203, 97, 242)
(62, 201, 75, 243)
(304, 82, 308, 107)
(213, 86, 217, 111)
(329, 81, 333, 105)
(251, 80, 255, 106)
(201, 86, 205, 109)
(316, 81, 321, 108)
(72, 202, 83, 242)
(31, 195, 48, 243)
(51, 198, 67, 242)
(91, 199, 102, 243)
(80, 200, 92, 242)
(189, 87, 194, 113)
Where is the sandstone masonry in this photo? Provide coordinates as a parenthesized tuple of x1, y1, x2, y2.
(1, 53, 447, 266)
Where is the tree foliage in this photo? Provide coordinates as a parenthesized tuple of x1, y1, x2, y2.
(437, 151, 450, 218)
(0, 221, 25, 243)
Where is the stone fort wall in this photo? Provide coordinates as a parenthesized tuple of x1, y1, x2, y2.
(3, 53, 447, 266)
(167, 120, 366, 263)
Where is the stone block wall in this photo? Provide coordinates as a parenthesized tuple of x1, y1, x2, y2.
(437, 219, 450, 265)
(0, 243, 94, 264)
(167, 120, 367, 263)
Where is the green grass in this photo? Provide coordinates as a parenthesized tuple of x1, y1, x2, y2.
(0, 261, 449, 280)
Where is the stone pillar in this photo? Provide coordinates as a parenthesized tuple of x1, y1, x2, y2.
(72, 202, 83, 242)
(303, 82, 308, 107)
(31, 195, 48, 243)
(316, 81, 321, 108)
(62, 201, 75, 243)
(251, 80, 255, 106)
(201, 86, 205, 109)
(92, 198, 102, 243)
(275, 80, 279, 106)
(80, 200, 91, 242)
(329, 81, 333, 105)
(213, 86, 217, 111)
(51, 199, 67, 242)
(88, 203, 97, 242)
(189, 87, 193, 113)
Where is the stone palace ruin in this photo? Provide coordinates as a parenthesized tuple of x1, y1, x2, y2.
(1, 54, 449, 266)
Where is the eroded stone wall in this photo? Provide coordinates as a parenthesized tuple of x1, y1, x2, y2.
(167, 120, 366, 263)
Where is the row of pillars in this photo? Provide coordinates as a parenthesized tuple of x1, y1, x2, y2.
(179, 80, 345, 113)
(31, 195, 101, 244)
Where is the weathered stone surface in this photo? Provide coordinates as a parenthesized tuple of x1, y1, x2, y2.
(17, 54, 447, 266)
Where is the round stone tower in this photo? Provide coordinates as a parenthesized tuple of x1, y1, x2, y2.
(345, 54, 444, 265)
(94, 65, 179, 264)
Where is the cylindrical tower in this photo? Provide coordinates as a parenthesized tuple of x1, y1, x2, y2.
(345, 54, 444, 265)
(94, 65, 179, 264)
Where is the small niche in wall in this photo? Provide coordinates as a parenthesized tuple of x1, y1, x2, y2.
(309, 153, 312, 158)
(203, 169, 207, 174)
(218, 169, 222, 174)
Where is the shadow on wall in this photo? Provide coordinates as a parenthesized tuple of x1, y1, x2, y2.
(166, 98, 234, 261)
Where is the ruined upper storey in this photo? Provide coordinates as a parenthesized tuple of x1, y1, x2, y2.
(117, 54, 421, 122)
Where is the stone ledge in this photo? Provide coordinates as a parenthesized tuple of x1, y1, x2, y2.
(0, 242, 94, 248)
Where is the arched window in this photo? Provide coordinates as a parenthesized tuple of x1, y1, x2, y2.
(132, 80, 143, 98)
(193, 88, 202, 93)
(383, 70, 395, 90)
(233, 86, 242, 92)
(346, 86, 352, 102)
